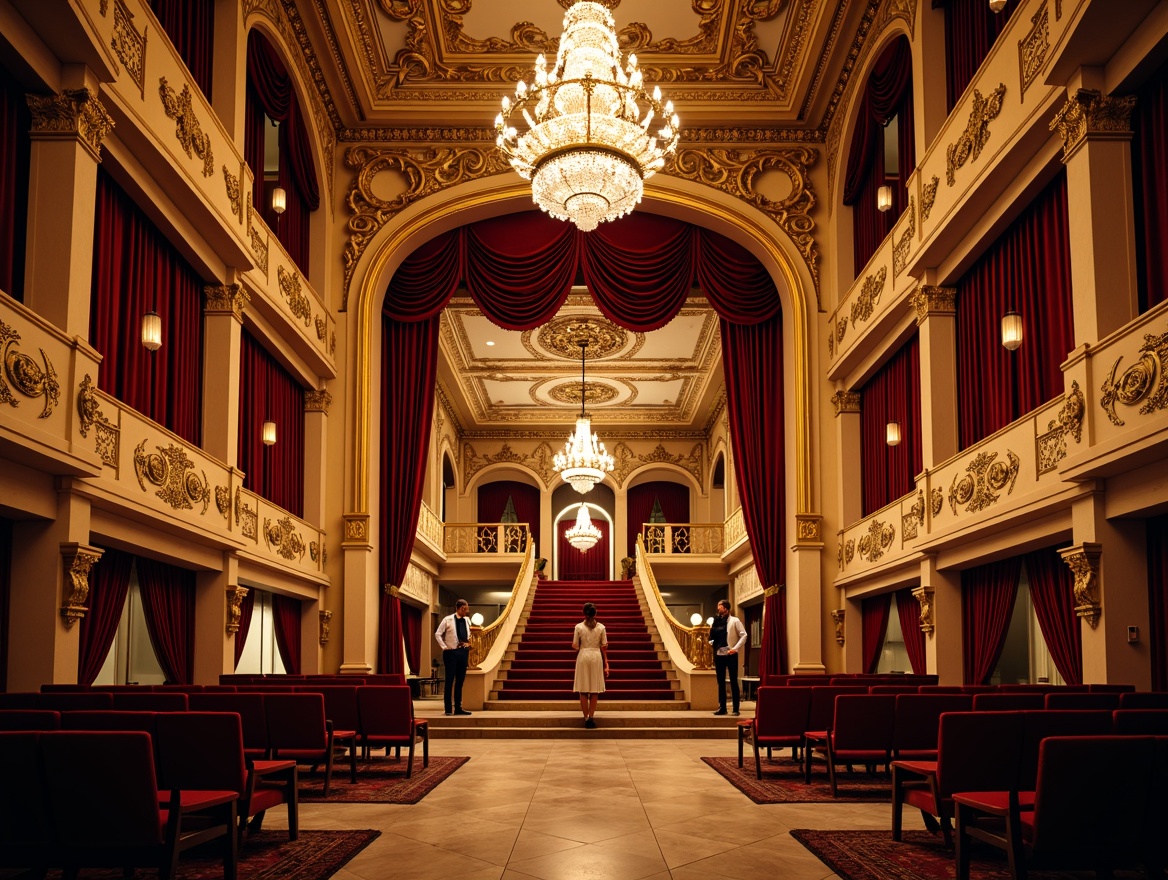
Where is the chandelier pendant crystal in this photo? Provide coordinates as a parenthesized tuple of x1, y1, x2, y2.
(553, 340, 614, 494)
(494, 1, 680, 232)
(565, 503, 603, 552)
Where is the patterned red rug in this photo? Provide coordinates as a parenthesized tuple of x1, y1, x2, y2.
(701, 756, 890, 803)
(299, 755, 469, 803)
(789, 829, 1123, 880)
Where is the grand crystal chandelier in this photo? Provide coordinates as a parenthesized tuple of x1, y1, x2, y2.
(565, 503, 603, 552)
(494, 1, 680, 232)
(553, 340, 614, 493)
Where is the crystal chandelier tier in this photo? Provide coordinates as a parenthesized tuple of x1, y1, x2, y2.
(494, 1, 680, 232)
(552, 340, 614, 494)
(565, 503, 602, 552)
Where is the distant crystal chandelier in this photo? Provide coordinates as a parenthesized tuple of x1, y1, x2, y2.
(565, 503, 603, 552)
(494, 1, 680, 232)
(553, 341, 614, 493)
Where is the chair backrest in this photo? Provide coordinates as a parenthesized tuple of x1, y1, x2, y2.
(868, 685, 919, 695)
(916, 685, 966, 693)
(39, 692, 115, 711)
(154, 711, 247, 794)
(997, 684, 1055, 692)
(302, 685, 360, 731)
(0, 732, 52, 849)
(154, 684, 204, 693)
(753, 686, 811, 739)
(363, 673, 408, 686)
(39, 684, 89, 693)
(356, 685, 414, 738)
(0, 693, 42, 709)
(806, 686, 868, 731)
(40, 731, 165, 847)
(1043, 692, 1120, 711)
(1088, 683, 1136, 693)
(785, 675, 832, 687)
(1018, 709, 1113, 789)
(972, 692, 1045, 711)
(188, 692, 269, 753)
(111, 692, 189, 712)
(236, 684, 297, 692)
(1029, 736, 1154, 862)
(1120, 692, 1168, 710)
(60, 710, 158, 734)
(829, 695, 896, 751)
(935, 711, 1024, 797)
(892, 694, 973, 752)
(1113, 709, 1168, 735)
(0, 709, 60, 730)
(266, 693, 328, 751)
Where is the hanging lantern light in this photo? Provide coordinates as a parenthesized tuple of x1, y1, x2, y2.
(886, 421, 902, 446)
(262, 419, 277, 446)
(877, 185, 893, 212)
(271, 186, 287, 215)
(140, 310, 162, 352)
(1001, 310, 1024, 351)
(553, 340, 614, 493)
(565, 503, 602, 552)
(989, 0, 1008, 12)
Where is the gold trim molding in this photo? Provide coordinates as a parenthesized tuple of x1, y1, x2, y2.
(343, 513, 371, 547)
(830, 608, 845, 646)
(912, 585, 935, 635)
(909, 286, 957, 322)
(1060, 542, 1102, 628)
(26, 88, 114, 161)
(61, 543, 103, 628)
(1050, 88, 1135, 163)
(203, 284, 250, 319)
(830, 390, 861, 417)
(946, 84, 1007, 186)
(795, 513, 822, 545)
(226, 586, 248, 634)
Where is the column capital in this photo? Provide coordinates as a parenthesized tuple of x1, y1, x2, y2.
(203, 283, 250, 320)
(27, 88, 114, 162)
(60, 542, 104, 628)
(909, 286, 957, 323)
(830, 390, 861, 416)
(304, 389, 334, 415)
(1050, 89, 1136, 163)
(1060, 542, 1103, 628)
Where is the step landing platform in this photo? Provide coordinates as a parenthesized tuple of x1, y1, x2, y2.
(416, 703, 755, 739)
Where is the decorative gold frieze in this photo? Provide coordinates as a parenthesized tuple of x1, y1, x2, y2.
(112, 0, 148, 96)
(462, 441, 557, 487)
(946, 84, 1007, 186)
(26, 88, 114, 161)
(948, 449, 1021, 515)
(343, 513, 370, 545)
(203, 283, 249, 319)
(830, 609, 845, 646)
(1018, 2, 1049, 101)
(319, 609, 332, 646)
(235, 487, 258, 541)
(277, 266, 313, 327)
(158, 77, 214, 178)
(671, 146, 822, 305)
(77, 374, 109, 439)
(850, 267, 887, 328)
(226, 586, 248, 634)
(920, 175, 939, 222)
(909, 286, 957, 322)
(304, 389, 333, 414)
(247, 195, 269, 275)
(0, 318, 60, 418)
(1050, 88, 1136, 162)
(835, 317, 848, 350)
(1060, 542, 1102, 628)
(214, 485, 231, 521)
(222, 165, 243, 222)
(912, 585, 935, 635)
(830, 390, 861, 416)
(795, 514, 822, 544)
(133, 440, 212, 514)
(264, 516, 307, 561)
(858, 517, 895, 564)
(60, 543, 103, 628)
(329, 332, 336, 357)
(1036, 380, 1086, 475)
(611, 441, 703, 488)
(892, 197, 915, 278)
(1099, 324, 1168, 426)
(535, 316, 629, 360)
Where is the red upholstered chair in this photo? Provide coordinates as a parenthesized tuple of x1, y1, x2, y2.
(1113, 708, 1168, 734)
(265, 693, 356, 796)
(805, 695, 896, 796)
(916, 685, 966, 694)
(1120, 692, 1168, 709)
(111, 692, 189, 712)
(39, 730, 238, 880)
(1043, 691, 1120, 710)
(869, 685, 920, 695)
(738, 686, 811, 778)
(0, 709, 59, 730)
(0, 693, 42, 709)
(299, 686, 361, 740)
(803, 686, 868, 739)
(891, 694, 973, 760)
(0, 732, 53, 872)
(1088, 683, 1136, 693)
(60, 710, 158, 734)
(1017, 710, 1113, 791)
(356, 686, 429, 778)
(891, 710, 1024, 846)
(363, 673, 408, 686)
(155, 711, 297, 842)
(954, 736, 1155, 880)
(39, 684, 89, 693)
(972, 692, 1045, 711)
(189, 693, 270, 759)
(39, 692, 114, 711)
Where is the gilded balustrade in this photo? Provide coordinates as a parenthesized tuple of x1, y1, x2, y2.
(416, 500, 443, 550)
(636, 537, 712, 669)
(723, 507, 747, 550)
(469, 543, 533, 669)
(641, 523, 724, 555)
(444, 523, 530, 555)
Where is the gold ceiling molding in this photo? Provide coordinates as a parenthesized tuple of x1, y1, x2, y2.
(670, 145, 821, 305)
(462, 440, 557, 487)
(534, 316, 631, 360)
(611, 441, 703, 488)
(822, 0, 882, 199)
(547, 381, 621, 407)
(26, 87, 114, 162)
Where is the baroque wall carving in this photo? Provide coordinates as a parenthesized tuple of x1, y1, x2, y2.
(909, 286, 957, 322)
(831, 390, 860, 416)
(920, 174, 939, 221)
(204, 283, 250, 318)
(60, 543, 103, 628)
(304, 389, 334, 414)
(912, 585, 934, 634)
(0, 318, 59, 419)
(1050, 88, 1135, 162)
(946, 84, 1007, 186)
(235, 488, 259, 541)
(133, 440, 212, 514)
(158, 77, 214, 178)
(1018, 1, 1049, 101)
(264, 516, 307, 561)
(462, 441, 557, 487)
(1036, 380, 1085, 475)
(1060, 542, 1102, 628)
(1099, 323, 1168, 426)
(112, 0, 148, 96)
(858, 517, 894, 563)
(892, 197, 915, 277)
(26, 87, 114, 161)
(849, 266, 886, 327)
(947, 449, 1021, 515)
(611, 441, 703, 488)
(226, 586, 248, 634)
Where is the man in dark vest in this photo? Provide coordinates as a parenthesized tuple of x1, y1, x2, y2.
(709, 599, 748, 716)
(435, 598, 474, 715)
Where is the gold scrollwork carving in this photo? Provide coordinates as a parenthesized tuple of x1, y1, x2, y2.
(315, 316, 326, 340)
(310, 541, 319, 562)
(60, 543, 103, 628)
(830, 390, 861, 416)
(1036, 380, 1086, 475)
(226, 586, 248, 634)
(264, 516, 307, 561)
(858, 517, 895, 564)
(1099, 325, 1168, 426)
(930, 487, 944, 518)
(235, 487, 258, 540)
(277, 266, 313, 327)
(319, 609, 332, 646)
(610, 441, 704, 488)
(222, 165, 242, 222)
(903, 490, 926, 542)
(304, 389, 333, 414)
(948, 449, 1021, 515)
(1018, 1, 1049, 101)
(247, 195, 269, 275)
(946, 84, 1007, 186)
(343, 513, 370, 544)
(462, 441, 558, 488)
(1050, 88, 1136, 162)
(796, 514, 821, 543)
(844, 539, 855, 563)
(892, 197, 915, 278)
(830, 609, 845, 646)
(0, 318, 59, 418)
(835, 317, 848, 349)
(214, 485, 231, 521)
(133, 440, 212, 514)
(920, 175, 940, 222)
(203, 283, 249, 318)
(1060, 543, 1102, 628)
(849, 266, 887, 327)
(77, 374, 110, 439)
(158, 77, 214, 178)
(112, 0, 147, 96)
(909, 286, 957, 322)
(26, 88, 114, 161)
(912, 586, 935, 635)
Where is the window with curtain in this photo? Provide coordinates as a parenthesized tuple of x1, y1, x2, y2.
(942, 0, 1022, 112)
(859, 333, 922, 515)
(557, 508, 610, 581)
(234, 589, 288, 676)
(627, 481, 691, 556)
(148, 0, 214, 100)
(477, 480, 541, 552)
(1132, 56, 1168, 314)
(0, 64, 31, 302)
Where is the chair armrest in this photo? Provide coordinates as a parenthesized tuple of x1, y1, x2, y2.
(249, 758, 297, 779)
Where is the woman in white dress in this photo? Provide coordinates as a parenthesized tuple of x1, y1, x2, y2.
(572, 602, 610, 729)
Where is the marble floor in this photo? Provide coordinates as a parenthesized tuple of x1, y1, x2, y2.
(269, 736, 927, 880)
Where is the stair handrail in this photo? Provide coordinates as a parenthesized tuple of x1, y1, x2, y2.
(469, 541, 535, 670)
(635, 536, 713, 670)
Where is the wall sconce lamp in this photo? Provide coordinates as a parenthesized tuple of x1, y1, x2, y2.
(271, 186, 287, 215)
(141, 310, 162, 352)
(876, 185, 893, 213)
(1001, 309, 1024, 351)
(988, 0, 1008, 12)
(689, 612, 703, 627)
(470, 612, 485, 627)
(886, 421, 902, 446)
(262, 419, 277, 446)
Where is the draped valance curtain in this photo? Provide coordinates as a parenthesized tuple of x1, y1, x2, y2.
(859, 334, 922, 515)
(379, 211, 788, 676)
(0, 64, 30, 301)
(148, 0, 214, 100)
(626, 481, 691, 558)
(955, 172, 1073, 448)
(961, 557, 1021, 684)
(477, 480, 541, 552)
(238, 330, 305, 517)
(90, 168, 204, 446)
(1132, 56, 1168, 313)
(940, 0, 1021, 112)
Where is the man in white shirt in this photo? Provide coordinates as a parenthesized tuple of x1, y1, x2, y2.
(709, 599, 748, 716)
(435, 598, 473, 716)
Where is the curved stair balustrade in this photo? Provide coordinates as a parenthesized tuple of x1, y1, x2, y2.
(635, 536, 714, 671)
(468, 543, 536, 671)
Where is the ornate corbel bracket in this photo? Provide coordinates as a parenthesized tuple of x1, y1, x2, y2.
(909, 286, 957, 324)
(912, 585, 935, 635)
(319, 610, 333, 646)
(1060, 542, 1102, 628)
(830, 609, 845, 646)
(225, 586, 248, 635)
(60, 543, 104, 628)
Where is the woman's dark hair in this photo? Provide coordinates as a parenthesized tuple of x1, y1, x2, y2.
(583, 602, 597, 628)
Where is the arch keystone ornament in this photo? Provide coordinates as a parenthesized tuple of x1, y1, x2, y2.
(1060, 542, 1102, 627)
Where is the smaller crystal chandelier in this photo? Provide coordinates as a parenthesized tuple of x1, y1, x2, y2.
(565, 503, 602, 552)
(553, 340, 614, 493)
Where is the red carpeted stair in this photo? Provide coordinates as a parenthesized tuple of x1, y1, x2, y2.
(495, 579, 678, 701)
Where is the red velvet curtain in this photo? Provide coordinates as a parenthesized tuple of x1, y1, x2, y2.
(860, 334, 922, 515)
(149, 0, 214, 100)
(558, 514, 609, 581)
(401, 603, 422, 674)
(862, 593, 893, 674)
(77, 547, 134, 685)
(1133, 56, 1168, 313)
(942, 0, 1022, 112)
(961, 557, 1022, 685)
(90, 168, 204, 445)
(233, 586, 256, 670)
(238, 330, 304, 517)
(626, 481, 690, 556)
(271, 594, 301, 675)
(135, 557, 195, 685)
(1024, 546, 1082, 685)
(0, 66, 30, 301)
(477, 481, 541, 552)
(956, 172, 1073, 448)
(895, 587, 927, 674)
(1148, 515, 1168, 691)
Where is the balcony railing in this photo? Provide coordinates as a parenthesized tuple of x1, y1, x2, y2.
(443, 523, 531, 555)
(641, 523, 724, 555)
(469, 543, 534, 669)
(635, 536, 712, 669)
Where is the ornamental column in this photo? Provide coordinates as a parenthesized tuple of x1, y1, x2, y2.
(831, 390, 862, 528)
(909, 286, 958, 468)
(303, 389, 333, 526)
(919, 553, 962, 684)
(193, 554, 241, 683)
(340, 513, 376, 675)
(789, 514, 825, 674)
(202, 283, 248, 466)
(23, 75, 114, 337)
(1049, 76, 1139, 344)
